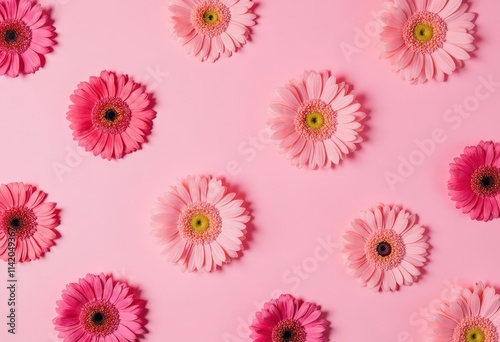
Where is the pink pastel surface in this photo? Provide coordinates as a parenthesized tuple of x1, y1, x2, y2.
(1, 0, 499, 341)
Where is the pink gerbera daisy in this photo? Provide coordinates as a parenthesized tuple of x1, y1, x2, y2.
(379, 0, 475, 84)
(0, 182, 60, 262)
(0, 0, 56, 77)
(151, 175, 250, 272)
(250, 294, 329, 342)
(448, 141, 500, 222)
(54, 273, 146, 342)
(268, 70, 366, 169)
(429, 282, 500, 342)
(169, 0, 256, 62)
(342, 204, 429, 292)
(67, 70, 156, 160)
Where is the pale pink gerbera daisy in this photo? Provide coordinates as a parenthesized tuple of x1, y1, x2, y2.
(67, 70, 156, 160)
(0, 182, 60, 262)
(250, 294, 329, 342)
(54, 273, 146, 342)
(0, 0, 56, 77)
(151, 175, 250, 272)
(268, 70, 366, 169)
(448, 141, 500, 222)
(342, 204, 429, 292)
(169, 0, 256, 62)
(379, 0, 475, 84)
(429, 282, 500, 342)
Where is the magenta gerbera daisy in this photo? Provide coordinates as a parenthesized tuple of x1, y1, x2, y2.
(342, 204, 429, 292)
(448, 141, 500, 222)
(53, 273, 146, 342)
(169, 0, 256, 62)
(151, 175, 250, 272)
(250, 294, 329, 342)
(0, 182, 60, 262)
(67, 70, 156, 160)
(429, 282, 500, 342)
(268, 70, 366, 169)
(379, 0, 475, 84)
(0, 0, 56, 77)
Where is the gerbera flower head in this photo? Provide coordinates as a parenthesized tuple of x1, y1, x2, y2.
(429, 282, 500, 342)
(379, 0, 475, 84)
(250, 294, 329, 342)
(0, 182, 59, 262)
(67, 70, 156, 160)
(169, 0, 256, 62)
(342, 204, 429, 292)
(448, 141, 500, 222)
(151, 175, 250, 272)
(268, 70, 366, 169)
(0, 0, 56, 77)
(53, 273, 147, 342)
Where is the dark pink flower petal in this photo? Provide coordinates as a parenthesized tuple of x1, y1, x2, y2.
(67, 70, 156, 160)
(0, 0, 55, 77)
(0, 182, 60, 262)
(54, 273, 147, 342)
(448, 141, 500, 222)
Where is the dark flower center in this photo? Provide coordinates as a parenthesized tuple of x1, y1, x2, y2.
(81, 301, 121, 336)
(272, 319, 306, 342)
(2, 208, 38, 239)
(9, 218, 21, 229)
(471, 166, 500, 197)
(91, 311, 105, 325)
(0, 20, 33, 54)
(4, 29, 18, 43)
(376, 241, 392, 257)
(104, 108, 118, 122)
(481, 175, 495, 189)
(282, 330, 293, 341)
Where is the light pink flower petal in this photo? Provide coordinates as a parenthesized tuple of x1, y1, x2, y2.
(342, 204, 428, 292)
(151, 175, 249, 272)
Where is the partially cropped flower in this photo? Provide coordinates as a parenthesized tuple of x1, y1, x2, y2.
(53, 273, 146, 341)
(268, 70, 365, 169)
(169, 0, 256, 62)
(342, 204, 429, 292)
(67, 70, 156, 160)
(250, 294, 329, 342)
(429, 282, 500, 342)
(0, 182, 59, 262)
(151, 175, 250, 272)
(448, 141, 500, 222)
(0, 0, 56, 77)
(379, 0, 475, 84)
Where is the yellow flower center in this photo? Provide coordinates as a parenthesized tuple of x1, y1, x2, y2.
(305, 111, 325, 130)
(467, 328, 485, 342)
(203, 10, 219, 24)
(191, 214, 210, 232)
(414, 23, 434, 42)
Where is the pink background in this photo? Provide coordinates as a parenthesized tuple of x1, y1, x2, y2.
(1, 0, 500, 341)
